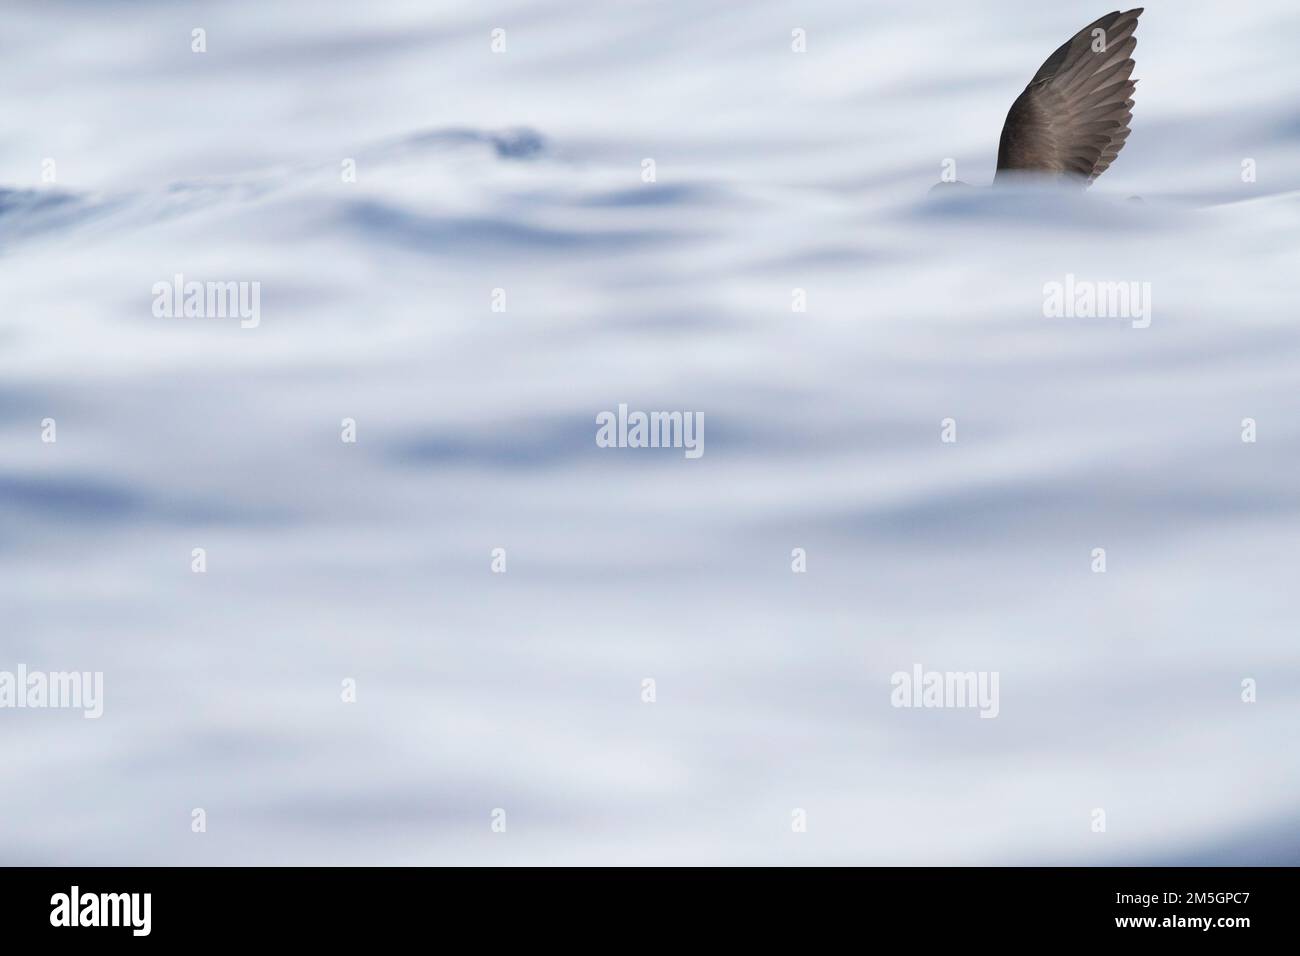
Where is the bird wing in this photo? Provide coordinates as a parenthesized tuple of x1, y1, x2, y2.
(994, 8, 1142, 185)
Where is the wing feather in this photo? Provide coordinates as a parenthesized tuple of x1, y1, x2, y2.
(995, 9, 1143, 186)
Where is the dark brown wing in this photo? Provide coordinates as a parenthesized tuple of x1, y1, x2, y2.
(994, 8, 1142, 186)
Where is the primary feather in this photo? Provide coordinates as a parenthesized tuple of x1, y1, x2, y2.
(995, 8, 1142, 186)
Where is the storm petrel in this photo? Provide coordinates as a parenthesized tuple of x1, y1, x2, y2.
(936, 9, 1142, 189)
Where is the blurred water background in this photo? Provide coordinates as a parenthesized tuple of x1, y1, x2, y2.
(1, 0, 1298, 864)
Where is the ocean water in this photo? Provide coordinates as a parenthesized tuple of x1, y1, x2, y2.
(1, 0, 1298, 864)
